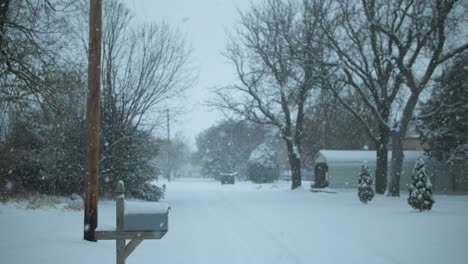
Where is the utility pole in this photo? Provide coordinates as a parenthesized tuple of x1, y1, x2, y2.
(166, 109, 171, 182)
(84, 0, 102, 242)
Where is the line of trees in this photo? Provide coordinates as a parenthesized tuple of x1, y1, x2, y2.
(213, 0, 468, 193)
(0, 0, 194, 199)
(194, 115, 373, 183)
(194, 120, 272, 180)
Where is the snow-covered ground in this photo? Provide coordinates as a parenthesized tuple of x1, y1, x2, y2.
(1, 178, 468, 264)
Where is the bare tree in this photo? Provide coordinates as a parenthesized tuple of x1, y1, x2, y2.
(104, 4, 193, 132)
(0, 0, 72, 104)
(381, 0, 467, 196)
(320, 0, 468, 196)
(214, 0, 326, 189)
(319, 0, 402, 194)
(71, 0, 194, 133)
(89, 0, 194, 191)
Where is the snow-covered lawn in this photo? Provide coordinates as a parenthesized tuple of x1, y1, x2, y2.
(1, 178, 467, 264)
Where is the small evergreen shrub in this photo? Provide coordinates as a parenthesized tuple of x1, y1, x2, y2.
(357, 161, 374, 203)
(408, 158, 434, 211)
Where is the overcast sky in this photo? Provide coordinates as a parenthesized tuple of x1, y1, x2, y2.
(127, 0, 251, 146)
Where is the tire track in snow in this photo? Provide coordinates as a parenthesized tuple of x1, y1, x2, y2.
(195, 192, 259, 264)
(216, 191, 401, 264)
(213, 192, 304, 264)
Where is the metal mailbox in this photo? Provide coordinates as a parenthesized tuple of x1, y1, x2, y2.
(123, 201, 170, 232)
(95, 181, 169, 264)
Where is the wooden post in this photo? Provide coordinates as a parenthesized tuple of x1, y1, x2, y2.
(166, 109, 171, 182)
(84, 0, 103, 242)
(116, 181, 125, 264)
(95, 181, 168, 263)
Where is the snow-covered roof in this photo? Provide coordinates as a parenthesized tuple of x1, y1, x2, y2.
(315, 150, 425, 164)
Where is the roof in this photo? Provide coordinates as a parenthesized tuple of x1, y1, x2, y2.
(315, 150, 425, 165)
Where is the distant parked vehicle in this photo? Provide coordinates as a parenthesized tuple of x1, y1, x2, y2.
(220, 172, 237, 184)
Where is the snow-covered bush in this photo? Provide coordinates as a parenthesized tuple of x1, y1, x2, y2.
(247, 144, 279, 183)
(408, 158, 434, 211)
(357, 161, 374, 204)
(64, 199, 84, 211)
(128, 182, 165, 201)
(26, 195, 62, 210)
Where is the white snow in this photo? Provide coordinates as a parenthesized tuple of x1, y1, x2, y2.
(5, 180, 13, 191)
(1, 178, 468, 264)
(124, 201, 170, 215)
(293, 145, 300, 159)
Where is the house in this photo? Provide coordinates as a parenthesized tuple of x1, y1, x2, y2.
(401, 120, 427, 150)
(314, 150, 423, 190)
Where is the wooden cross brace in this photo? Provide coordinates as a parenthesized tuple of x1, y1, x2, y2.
(118, 238, 142, 263)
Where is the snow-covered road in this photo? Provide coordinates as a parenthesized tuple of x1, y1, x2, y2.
(1, 178, 468, 264)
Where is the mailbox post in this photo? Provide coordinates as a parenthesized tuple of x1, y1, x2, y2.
(96, 181, 169, 264)
(116, 182, 126, 264)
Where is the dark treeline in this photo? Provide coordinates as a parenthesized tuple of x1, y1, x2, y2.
(0, 0, 193, 200)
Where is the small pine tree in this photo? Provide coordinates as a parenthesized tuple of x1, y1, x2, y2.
(358, 161, 374, 203)
(408, 158, 434, 211)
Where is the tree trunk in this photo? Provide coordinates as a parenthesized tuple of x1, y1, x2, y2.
(289, 153, 302, 189)
(388, 94, 419, 197)
(285, 138, 302, 189)
(375, 130, 389, 194)
(388, 132, 404, 196)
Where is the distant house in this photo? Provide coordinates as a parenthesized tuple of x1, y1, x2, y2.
(402, 120, 427, 150)
(314, 150, 466, 192)
(314, 150, 419, 190)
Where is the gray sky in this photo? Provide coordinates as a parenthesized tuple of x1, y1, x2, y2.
(127, 0, 251, 145)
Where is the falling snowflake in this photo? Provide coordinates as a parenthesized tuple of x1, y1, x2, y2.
(5, 181, 14, 191)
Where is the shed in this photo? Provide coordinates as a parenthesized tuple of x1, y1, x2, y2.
(314, 150, 424, 189)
